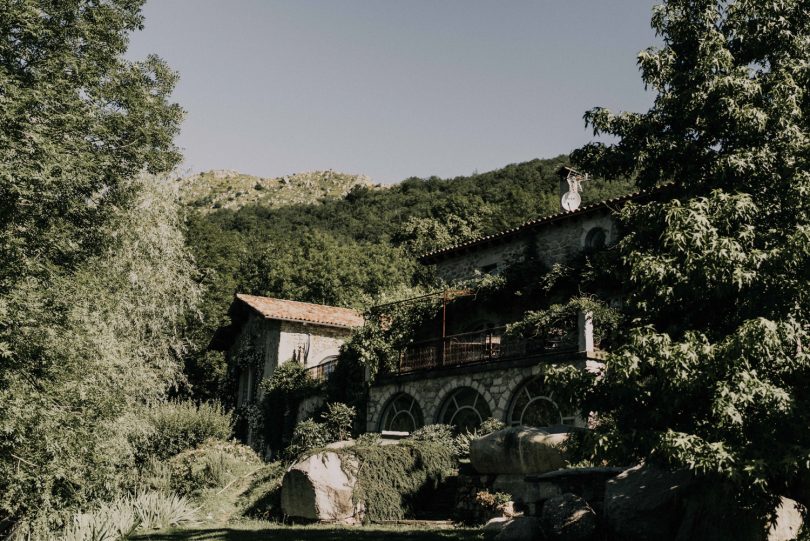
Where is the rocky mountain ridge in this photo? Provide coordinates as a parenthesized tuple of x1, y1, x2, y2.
(180, 169, 375, 212)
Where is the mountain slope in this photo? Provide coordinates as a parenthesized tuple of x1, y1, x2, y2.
(180, 169, 373, 213)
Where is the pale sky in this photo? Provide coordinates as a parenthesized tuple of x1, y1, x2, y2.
(128, 1, 659, 184)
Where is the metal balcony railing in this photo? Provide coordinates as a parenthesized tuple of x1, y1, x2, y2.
(390, 326, 579, 375)
(306, 359, 338, 381)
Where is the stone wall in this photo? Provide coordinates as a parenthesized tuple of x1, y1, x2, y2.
(276, 320, 352, 370)
(434, 209, 616, 283)
(367, 357, 599, 432)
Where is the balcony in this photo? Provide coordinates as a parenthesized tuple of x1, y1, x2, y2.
(384, 311, 596, 376)
(306, 358, 338, 381)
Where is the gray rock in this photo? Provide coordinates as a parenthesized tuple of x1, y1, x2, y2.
(675, 488, 804, 541)
(493, 516, 544, 541)
(470, 427, 568, 475)
(541, 493, 597, 541)
(280, 451, 364, 523)
(604, 463, 694, 541)
(604, 463, 804, 541)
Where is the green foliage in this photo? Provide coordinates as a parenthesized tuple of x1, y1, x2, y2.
(237, 462, 287, 522)
(473, 490, 512, 512)
(259, 361, 322, 453)
(262, 361, 320, 397)
(15, 491, 199, 541)
(166, 439, 262, 496)
(507, 296, 623, 349)
(0, 0, 183, 292)
(452, 418, 506, 461)
(136, 402, 233, 462)
(408, 424, 456, 446)
(322, 403, 357, 442)
(566, 0, 810, 513)
(0, 175, 201, 528)
(343, 439, 457, 523)
(0, 1, 190, 527)
(285, 420, 331, 461)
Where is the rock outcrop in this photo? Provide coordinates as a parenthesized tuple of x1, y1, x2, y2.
(470, 427, 568, 475)
(280, 451, 364, 523)
(604, 463, 805, 541)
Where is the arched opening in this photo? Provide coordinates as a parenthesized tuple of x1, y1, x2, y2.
(379, 393, 424, 433)
(438, 387, 492, 433)
(507, 376, 576, 428)
(584, 226, 607, 250)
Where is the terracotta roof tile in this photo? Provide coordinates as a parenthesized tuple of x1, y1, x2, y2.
(235, 294, 364, 329)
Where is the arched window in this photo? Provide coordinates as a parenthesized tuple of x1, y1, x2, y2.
(379, 393, 424, 433)
(507, 377, 576, 428)
(438, 387, 492, 433)
(584, 226, 607, 250)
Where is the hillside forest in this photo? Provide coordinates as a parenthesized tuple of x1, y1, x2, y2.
(181, 161, 635, 400)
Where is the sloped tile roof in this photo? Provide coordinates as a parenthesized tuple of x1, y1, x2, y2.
(419, 185, 671, 264)
(234, 294, 364, 329)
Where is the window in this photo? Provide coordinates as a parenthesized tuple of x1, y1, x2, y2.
(439, 387, 492, 433)
(507, 377, 576, 428)
(584, 227, 607, 250)
(379, 393, 424, 433)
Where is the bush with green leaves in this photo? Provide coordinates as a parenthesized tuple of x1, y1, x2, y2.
(408, 424, 455, 447)
(321, 402, 356, 442)
(135, 402, 232, 462)
(342, 437, 457, 523)
(283, 402, 358, 461)
(453, 418, 506, 460)
(284, 419, 331, 461)
(166, 439, 262, 496)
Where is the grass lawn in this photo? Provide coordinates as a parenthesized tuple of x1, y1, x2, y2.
(131, 521, 487, 541)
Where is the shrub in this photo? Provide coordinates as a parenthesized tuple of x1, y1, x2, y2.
(453, 417, 506, 460)
(166, 439, 262, 496)
(355, 432, 382, 447)
(129, 491, 199, 531)
(321, 402, 356, 441)
(474, 490, 512, 512)
(136, 401, 232, 462)
(342, 439, 457, 522)
(238, 462, 287, 521)
(284, 419, 330, 461)
(408, 424, 455, 446)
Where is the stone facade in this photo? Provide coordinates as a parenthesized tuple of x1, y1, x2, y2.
(431, 209, 615, 283)
(367, 356, 600, 433)
(229, 314, 354, 408)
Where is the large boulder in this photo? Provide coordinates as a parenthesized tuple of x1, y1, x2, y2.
(281, 451, 364, 523)
(603, 463, 694, 541)
(470, 427, 568, 475)
(541, 493, 597, 541)
(604, 463, 805, 541)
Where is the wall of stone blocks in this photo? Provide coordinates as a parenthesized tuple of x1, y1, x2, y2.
(434, 209, 617, 283)
(366, 359, 598, 433)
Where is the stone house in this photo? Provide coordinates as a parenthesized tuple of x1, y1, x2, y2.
(366, 178, 656, 435)
(209, 293, 363, 444)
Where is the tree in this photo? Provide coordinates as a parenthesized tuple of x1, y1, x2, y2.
(565, 0, 810, 516)
(0, 0, 188, 530)
(0, 0, 183, 291)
